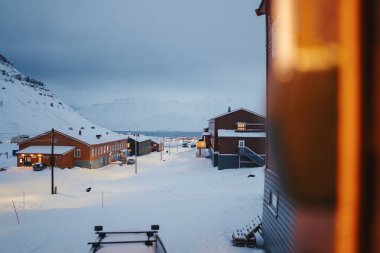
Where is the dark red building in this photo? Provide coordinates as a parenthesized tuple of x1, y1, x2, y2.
(207, 108, 266, 169)
(151, 138, 164, 152)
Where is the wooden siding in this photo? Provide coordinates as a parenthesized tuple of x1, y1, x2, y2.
(263, 170, 296, 253)
(151, 142, 164, 152)
(128, 138, 151, 156)
(17, 151, 74, 169)
(219, 137, 265, 155)
(208, 109, 265, 152)
(258, 2, 297, 252)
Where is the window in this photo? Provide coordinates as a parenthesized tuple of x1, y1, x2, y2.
(55, 156, 61, 160)
(74, 149, 81, 158)
(269, 190, 279, 215)
(237, 122, 247, 131)
(238, 140, 245, 147)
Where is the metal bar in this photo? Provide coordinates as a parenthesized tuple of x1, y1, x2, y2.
(88, 240, 157, 245)
(96, 230, 158, 235)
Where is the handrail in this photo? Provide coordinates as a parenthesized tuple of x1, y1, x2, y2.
(238, 146, 265, 166)
(156, 235, 168, 253)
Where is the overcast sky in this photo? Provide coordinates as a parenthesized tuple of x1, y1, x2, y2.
(0, 0, 265, 110)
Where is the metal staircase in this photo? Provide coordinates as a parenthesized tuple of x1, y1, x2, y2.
(238, 146, 265, 167)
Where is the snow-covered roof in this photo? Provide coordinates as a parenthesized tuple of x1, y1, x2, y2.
(25, 128, 129, 146)
(128, 134, 151, 142)
(17, 146, 75, 155)
(202, 132, 210, 136)
(218, 129, 266, 138)
(208, 108, 265, 121)
(151, 137, 163, 144)
(58, 127, 128, 145)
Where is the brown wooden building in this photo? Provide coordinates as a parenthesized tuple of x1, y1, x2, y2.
(255, 0, 380, 252)
(207, 108, 266, 169)
(202, 127, 211, 148)
(127, 135, 151, 156)
(17, 128, 129, 169)
(151, 138, 164, 152)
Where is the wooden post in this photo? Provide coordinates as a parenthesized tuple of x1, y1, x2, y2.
(12, 200, 20, 224)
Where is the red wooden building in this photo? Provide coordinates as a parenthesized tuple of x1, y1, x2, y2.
(207, 108, 266, 169)
(17, 128, 129, 169)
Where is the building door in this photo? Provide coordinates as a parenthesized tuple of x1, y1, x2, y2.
(24, 156, 32, 166)
(238, 140, 245, 147)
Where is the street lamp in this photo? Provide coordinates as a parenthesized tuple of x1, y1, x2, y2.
(134, 133, 139, 174)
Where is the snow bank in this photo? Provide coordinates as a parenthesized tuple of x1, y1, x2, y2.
(0, 147, 265, 253)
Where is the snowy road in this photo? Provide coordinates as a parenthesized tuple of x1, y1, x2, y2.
(0, 148, 265, 253)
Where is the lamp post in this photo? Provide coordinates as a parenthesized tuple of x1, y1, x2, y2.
(134, 134, 138, 174)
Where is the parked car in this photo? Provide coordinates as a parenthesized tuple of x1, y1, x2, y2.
(33, 162, 47, 171)
(127, 158, 135, 165)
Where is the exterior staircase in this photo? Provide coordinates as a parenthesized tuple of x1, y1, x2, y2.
(238, 146, 265, 166)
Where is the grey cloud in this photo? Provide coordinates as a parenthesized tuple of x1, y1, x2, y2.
(0, 0, 265, 109)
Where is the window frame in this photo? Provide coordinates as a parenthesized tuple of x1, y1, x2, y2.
(74, 149, 81, 158)
(268, 189, 279, 216)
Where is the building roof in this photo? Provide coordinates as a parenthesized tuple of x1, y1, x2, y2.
(24, 127, 128, 146)
(151, 137, 163, 144)
(218, 129, 266, 138)
(208, 108, 265, 121)
(17, 146, 75, 155)
(128, 134, 151, 142)
(255, 0, 268, 16)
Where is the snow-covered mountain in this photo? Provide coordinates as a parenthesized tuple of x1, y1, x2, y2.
(0, 54, 113, 141)
(79, 96, 265, 131)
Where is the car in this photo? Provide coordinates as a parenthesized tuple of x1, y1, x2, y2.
(127, 158, 135, 165)
(33, 162, 47, 171)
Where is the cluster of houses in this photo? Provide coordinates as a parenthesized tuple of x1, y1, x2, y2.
(16, 127, 164, 169)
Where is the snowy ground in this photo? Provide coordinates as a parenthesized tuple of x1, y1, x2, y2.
(0, 146, 265, 253)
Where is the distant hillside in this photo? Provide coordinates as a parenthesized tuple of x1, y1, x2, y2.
(79, 96, 265, 132)
(0, 54, 115, 141)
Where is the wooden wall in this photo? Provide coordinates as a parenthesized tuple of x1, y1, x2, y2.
(218, 137, 265, 154)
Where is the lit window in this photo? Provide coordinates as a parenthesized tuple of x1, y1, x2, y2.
(74, 149, 81, 158)
(269, 190, 279, 215)
(237, 122, 247, 131)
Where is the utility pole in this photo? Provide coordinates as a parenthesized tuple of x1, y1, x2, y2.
(51, 128, 55, 195)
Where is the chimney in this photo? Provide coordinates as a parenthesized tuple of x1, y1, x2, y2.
(228, 106, 231, 112)
(79, 130, 82, 135)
